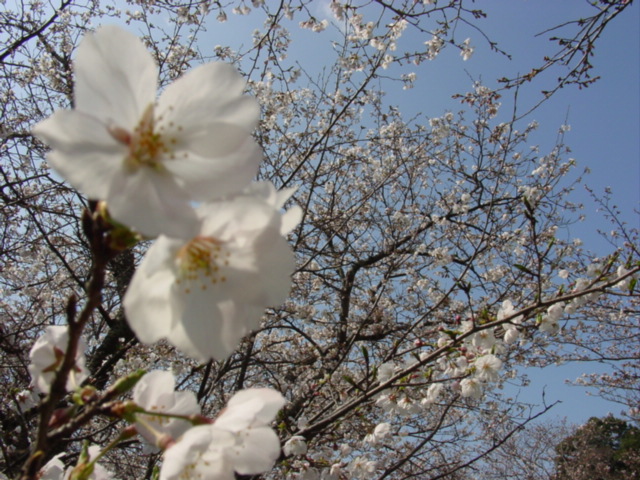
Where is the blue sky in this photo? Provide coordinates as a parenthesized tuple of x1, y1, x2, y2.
(427, 0, 639, 423)
(194, 1, 639, 424)
(202, 0, 638, 247)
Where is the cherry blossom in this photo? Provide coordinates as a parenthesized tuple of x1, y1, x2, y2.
(32, 25, 262, 238)
(124, 182, 300, 361)
(326, 463, 343, 480)
(460, 38, 474, 61)
(160, 388, 285, 480)
(472, 328, 497, 352)
(16, 388, 39, 410)
(160, 426, 236, 480)
(615, 265, 636, 290)
(421, 382, 444, 405)
(39, 454, 65, 480)
(28, 325, 88, 394)
(539, 303, 564, 335)
(498, 300, 524, 344)
(283, 435, 308, 456)
(364, 422, 391, 444)
(377, 362, 397, 383)
(348, 456, 377, 479)
(460, 378, 483, 399)
(39, 446, 115, 480)
(132, 370, 200, 449)
(5, 3, 638, 479)
(474, 354, 502, 383)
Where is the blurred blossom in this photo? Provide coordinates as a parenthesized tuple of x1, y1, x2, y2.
(124, 182, 301, 361)
(28, 325, 88, 395)
(33, 26, 262, 238)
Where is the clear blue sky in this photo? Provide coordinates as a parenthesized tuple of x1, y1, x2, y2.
(439, 0, 640, 424)
(196, 0, 639, 424)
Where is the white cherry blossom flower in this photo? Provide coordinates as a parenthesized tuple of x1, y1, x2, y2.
(40, 453, 66, 480)
(160, 388, 285, 480)
(124, 182, 301, 361)
(421, 382, 444, 405)
(160, 426, 236, 480)
(503, 327, 520, 345)
(33, 26, 262, 238)
(283, 435, 308, 456)
(474, 354, 502, 383)
(348, 456, 377, 479)
(28, 325, 88, 394)
(324, 463, 342, 480)
(213, 388, 286, 433)
(364, 422, 391, 444)
(498, 300, 523, 344)
(497, 299, 521, 322)
(471, 328, 496, 352)
(16, 388, 39, 410)
(460, 38, 474, 61)
(615, 265, 636, 290)
(375, 393, 396, 413)
(460, 377, 483, 399)
(40, 446, 115, 480)
(377, 362, 396, 383)
(397, 396, 421, 416)
(299, 466, 320, 480)
(133, 370, 200, 449)
(538, 316, 560, 335)
(539, 303, 564, 334)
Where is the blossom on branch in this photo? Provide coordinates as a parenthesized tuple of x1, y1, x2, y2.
(348, 456, 377, 479)
(283, 435, 308, 456)
(460, 377, 483, 399)
(32, 25, 262, 238)
(474, 354, 502, 383)
(132, 370, 200, 449)
(124, 182, 301, 361)
(40, 445, 115, 480)
(363, 422, 391, 445)
(460, 38, 474, 61)
(28, 325, 88, 395)
(160, 388, 285, 480)
(539, 302, 564, 335)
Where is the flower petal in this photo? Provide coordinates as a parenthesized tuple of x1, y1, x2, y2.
(231, 427, 282, 475)
(124, 239, 179, 344)
(106, 168, 199, 238)
(165, 135, 262, 200)
(216, 388, 286, 430)
(133, 370, 176, 407)
(74, 26, 157, 130)
(158, 62, 258, 132)
(160, 426, 235, 480)
(32, 111, 125, 200)
(168, 295, 244, 361)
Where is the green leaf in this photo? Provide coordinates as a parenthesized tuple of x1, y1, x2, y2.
(628, 277, 637, 294)
(112, 369, 146, 395)
(514, 264, 536, 276)
(342, 375, 363, 391)
(361, 345, 369, 363)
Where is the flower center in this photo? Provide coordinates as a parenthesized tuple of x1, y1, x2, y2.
(109, 104, 178, 171)
(176, 236, 230, 293)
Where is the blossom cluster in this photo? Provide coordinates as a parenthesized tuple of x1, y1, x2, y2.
(368, 258, 635, 431)
(37, 371, 285, 480)
(33, 25, 300, 361)
(28, 25, 298, 479)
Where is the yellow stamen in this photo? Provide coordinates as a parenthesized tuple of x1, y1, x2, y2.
(176, 236, 230, 293)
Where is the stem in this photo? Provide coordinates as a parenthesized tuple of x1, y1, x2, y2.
(20, 207, 116, 480)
